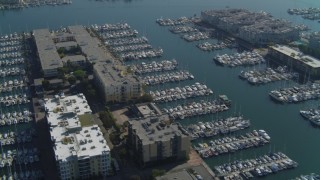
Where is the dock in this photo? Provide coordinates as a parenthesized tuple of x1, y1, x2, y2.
(141, 70, 194, 86)
(214, 152, 298, 179)
(194, 130, 270, 158)
(163, 100, 229, 120)
(149, 82, 213, 103)
(184, 116, 250, 140)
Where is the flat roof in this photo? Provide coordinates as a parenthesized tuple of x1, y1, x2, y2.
(33, 29, 63, 70)
(61, 55, 86, 63)
(44, 94, 110, 162)
(68, 25, 108, 62)
(94, 61, 140, 87)
(55, 41, 78, 49)
(129, 115, 189, 145)
(271, 45, 320, 68)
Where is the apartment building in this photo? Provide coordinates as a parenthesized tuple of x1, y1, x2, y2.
(269, 45, 320, 78)
(93, 61, 142, 102)
(127, 114, 190, 167)
(44, 94, 111, 180)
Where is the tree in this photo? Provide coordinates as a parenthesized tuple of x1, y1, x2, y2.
(151, 169, 166, 179)
(73, 70, 86, 81)
(42, 80, 50, 90)
(68, 76, 77, 85)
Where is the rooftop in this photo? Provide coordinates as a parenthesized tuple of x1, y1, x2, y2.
(270, 45, 320, 68)
(68, 25, 109, 62)
(129, 115, 189, 145)
(61, 55, 86, 63)
(33, 29, 63, 70)
(94, 60, 140, 87)
(44, 94, 110, 162)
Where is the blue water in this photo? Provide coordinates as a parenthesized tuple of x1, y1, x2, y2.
(1, 0, 320, 179)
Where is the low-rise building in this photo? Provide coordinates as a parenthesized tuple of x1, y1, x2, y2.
(44, 94, 112, 180)
(127, 115, 190, 167)
(269, 45, 320, 78)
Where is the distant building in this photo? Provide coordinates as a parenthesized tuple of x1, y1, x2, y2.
(127, 114, 190, 167)
(201, 9, 299, 45)
(44, 94, 112, 180)
(269, 45, 320, 78)
(94, 61, 142, 102)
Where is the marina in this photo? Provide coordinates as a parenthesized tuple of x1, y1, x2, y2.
(300, 108, 320, 126)
(288, 8, 320, 21)
(269, 82, 320, 103)
(156, 17, 191, 26)
(197, 40, 237, 52)
(292, 173, 320, 180)
(194, 129, 271, 158)
(129, 60, 178, 75)
(0, 33, 42, 179)
(93, 23, 163, 61)
(148, 82, 213, 103)
(141, 70, 194, 86)
(182, 32, 210, 42)
(0, 0, 72, 10)
(169, 26, 198, 34)
(184, 116, 250, 140)
(163, 100, 229, 120)
(214, 152, 298, 179)
(214, 51, 265, 67)
(239, 66, 298, 85)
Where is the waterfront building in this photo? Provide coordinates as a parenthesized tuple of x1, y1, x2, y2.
(33, 29, 63, 78)
(93, 61, 142, 102)
(201, 9, 299, 45)
(33, 25, 105, 78)
(44, 94, 112, 179)
(269, 45, 320, 78)
(127, 114, 190, 167)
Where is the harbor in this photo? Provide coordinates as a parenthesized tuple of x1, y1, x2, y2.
(213, 51, 266, 67)
(0, 33, 42, 179)
(184, 116, 250, 140)
(288, 8, 320, 21)
(197, 41, 236, 52)
(214, 152, 298, 179)
(1, 0, 320, 178)
(194, 129, 271, 158)
(156, 17, 191, 26)
(163, 100, 229, 120)
(129, 59, 178, 75)
(300, 108, 320, 126)
(149, 82, 213, 103)
(269, 82, 320, 103)
(141, 70, 194, 86)
(93, 23, 163, 61)
(239, 66, 298, 85)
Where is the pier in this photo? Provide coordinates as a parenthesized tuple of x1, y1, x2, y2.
(269, 82, 320, 103)
(214, 152, 298, 179)
(149, 82, 213, 103)
(239, 66, 298, 85)
(141, 70, 194, 86)
(195, 130, 270, 158)
(185, 116, 250, 140)
(93, 23, 163, 61)
(214, 51, 265, 67)
(130, 59, 178, 74)
(163, 100, 229, 120)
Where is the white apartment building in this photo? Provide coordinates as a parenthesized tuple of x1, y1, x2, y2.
(44, 94, 111, 180)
